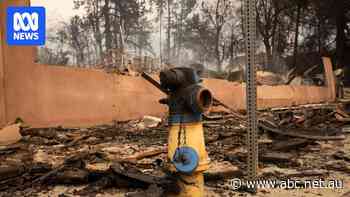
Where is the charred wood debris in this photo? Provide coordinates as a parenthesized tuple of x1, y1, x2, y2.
(0, 101, 350, 196)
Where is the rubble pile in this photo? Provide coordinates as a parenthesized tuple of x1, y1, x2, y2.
(0, 105, 349, 196)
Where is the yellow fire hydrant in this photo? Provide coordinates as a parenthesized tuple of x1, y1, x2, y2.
(158, 68, 213, 197)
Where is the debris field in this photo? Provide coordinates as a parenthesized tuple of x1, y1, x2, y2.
(0, 103, 349, 197)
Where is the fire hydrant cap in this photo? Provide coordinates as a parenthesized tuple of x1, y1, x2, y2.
(172, 146, 199, 174)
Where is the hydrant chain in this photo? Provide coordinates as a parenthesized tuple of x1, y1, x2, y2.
(177, 115, 187, 147)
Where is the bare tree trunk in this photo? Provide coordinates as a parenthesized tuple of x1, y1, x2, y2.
(137, 0, 142, 60)
(95, 0, 103, 62)
(173, 24, 177, 58)
(215, 28, 222, 72)
(292, 1, 302, 68)
(335, 0, 350, 85)
(177, 0, 184, 65)
(264, 39, 273, 66)
(229, 25, 235, 65)
(336, 0, 345, 67)
(159, 0, 163, 67)
(315, 1, 323, 54)
(104, 0, 112, 52)
(317, 19, 322, 53)
(96, 30, 103, 62)
(166, 0, 171, 62)
(119, 18, 124, 51)
(116, 0, 124, 52)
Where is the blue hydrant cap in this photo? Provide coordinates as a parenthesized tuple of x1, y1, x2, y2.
(172, 146, 199, 174)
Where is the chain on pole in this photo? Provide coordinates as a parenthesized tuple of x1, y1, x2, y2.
(243, 0, 258, 181)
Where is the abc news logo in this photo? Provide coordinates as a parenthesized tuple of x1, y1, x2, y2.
(6, 7, 45, 46)
(13, 12, 39, 40)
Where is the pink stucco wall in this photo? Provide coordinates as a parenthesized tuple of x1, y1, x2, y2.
(0, 0, 336, 128)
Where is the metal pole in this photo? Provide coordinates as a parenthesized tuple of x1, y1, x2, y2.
(243, 0, 258, 181)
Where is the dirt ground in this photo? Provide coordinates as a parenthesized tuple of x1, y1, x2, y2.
(0, 111, 349, 197)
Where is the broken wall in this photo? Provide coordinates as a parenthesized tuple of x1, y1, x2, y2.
(0, 0, 167, 127)
(0, 0, 336, 128)
(0, 16, 5, 126)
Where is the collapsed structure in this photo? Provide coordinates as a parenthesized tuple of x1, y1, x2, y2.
(1, 1, 350, 197)
(0, 0, 336, 128)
